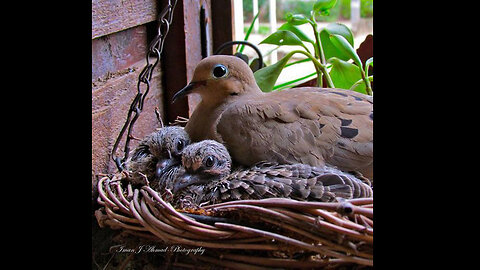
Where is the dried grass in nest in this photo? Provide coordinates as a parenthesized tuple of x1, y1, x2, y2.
(95, 172, 373, 269)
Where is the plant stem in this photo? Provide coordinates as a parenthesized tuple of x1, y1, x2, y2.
(313, 61, 323, 87)
(309, 14, 328, 88)
(310, 20, 326, 65)
(308, 20, 322, 86)
(360, 69, 373, 95)
(263, 45, 280, 57)
(287, 50, 335, 88)
(284, 58, 311, 68)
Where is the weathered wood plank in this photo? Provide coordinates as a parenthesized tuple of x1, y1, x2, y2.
(92, 0, 158, 39)
(92, 25, 148, 81)
(92, 58, 164, 187)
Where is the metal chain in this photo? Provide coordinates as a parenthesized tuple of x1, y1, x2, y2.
(111, 0, 178, 172)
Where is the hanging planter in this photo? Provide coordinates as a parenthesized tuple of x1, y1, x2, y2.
(96, 172, 373, 268)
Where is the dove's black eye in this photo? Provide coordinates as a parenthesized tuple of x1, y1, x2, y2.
(212, 64, 228, 78)
(176, 140, 185, 151)
(204, 156, 216, 168)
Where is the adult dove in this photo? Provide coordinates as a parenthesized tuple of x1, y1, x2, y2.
(172, 55, 373, 179)
(172, 140, 372, 209)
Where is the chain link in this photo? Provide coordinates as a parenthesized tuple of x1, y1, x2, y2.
(111, 0, 178, 172)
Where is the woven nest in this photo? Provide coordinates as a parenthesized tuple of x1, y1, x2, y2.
(95, 171, 373, 269)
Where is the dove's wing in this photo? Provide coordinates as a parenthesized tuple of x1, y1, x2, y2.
(216, 87, 373, 178)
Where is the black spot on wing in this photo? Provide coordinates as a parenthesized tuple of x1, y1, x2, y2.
(331, 91, 348, 97)
(339, 118, 352, 126)
(369, 112, 373, 120)
(340, 127, 358, 138)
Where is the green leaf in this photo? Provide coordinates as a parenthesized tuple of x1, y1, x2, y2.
(365, 57, 373, 77)
(313, 0, 337, 16)
(320, 23, 354, 62)
(323, 23, 354, 45)
(238, 11, 260, 53)
(278, 22, 315, 45)
(328, 57, 364, 93)
(329, 34, 362, 69)
(260, 30, 310, 53)
(254, 52, 296, 92)
(285, 13, 312, 25)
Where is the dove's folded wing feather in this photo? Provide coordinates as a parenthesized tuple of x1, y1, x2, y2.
(217, 87, 373, 177)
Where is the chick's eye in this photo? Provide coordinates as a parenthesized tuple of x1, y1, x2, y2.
(212, 64, 228, 78)
(204, 156, 215, 168)
(133, 145, 150, 160)
(176, 140, 184, 151)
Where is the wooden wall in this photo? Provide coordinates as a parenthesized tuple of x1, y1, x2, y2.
(91, 0, 234, 203)
(92, 0, 161, 200)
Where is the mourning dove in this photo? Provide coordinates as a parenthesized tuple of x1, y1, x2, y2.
(172, 140, 373, 209)
(172, 55, 373, 179)
(126, 126, 190, 190)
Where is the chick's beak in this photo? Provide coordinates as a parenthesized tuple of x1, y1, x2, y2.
(172, 81, 206, 103)
(155, 158, 180, 179)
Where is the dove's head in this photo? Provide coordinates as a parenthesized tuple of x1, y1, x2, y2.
(173, 140, 232, 193)
(129, 126, 190, 181)
(172, 55, 261, 105)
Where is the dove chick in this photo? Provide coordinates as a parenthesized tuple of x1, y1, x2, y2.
(172, 140, 373, 209)
(172, 55, 373, 180)
(126, 126, 190, 190)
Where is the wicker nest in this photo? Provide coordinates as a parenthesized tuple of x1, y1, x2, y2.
(95, 172, 373, 269)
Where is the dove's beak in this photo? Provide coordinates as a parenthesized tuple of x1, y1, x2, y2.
(172, 81, 206, 103)
(172, 173, 208, 193)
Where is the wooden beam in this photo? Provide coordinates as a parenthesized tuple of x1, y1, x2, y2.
(161, 0, 207, 123)
(161, 0, 187, 124)
(211, 0, 234, 54)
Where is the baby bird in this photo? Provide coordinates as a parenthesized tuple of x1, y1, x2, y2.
(126, 126, 190, 191)
(172, 140, 373, 209)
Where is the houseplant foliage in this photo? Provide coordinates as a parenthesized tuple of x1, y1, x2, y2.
(253, 0, 373, 95)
